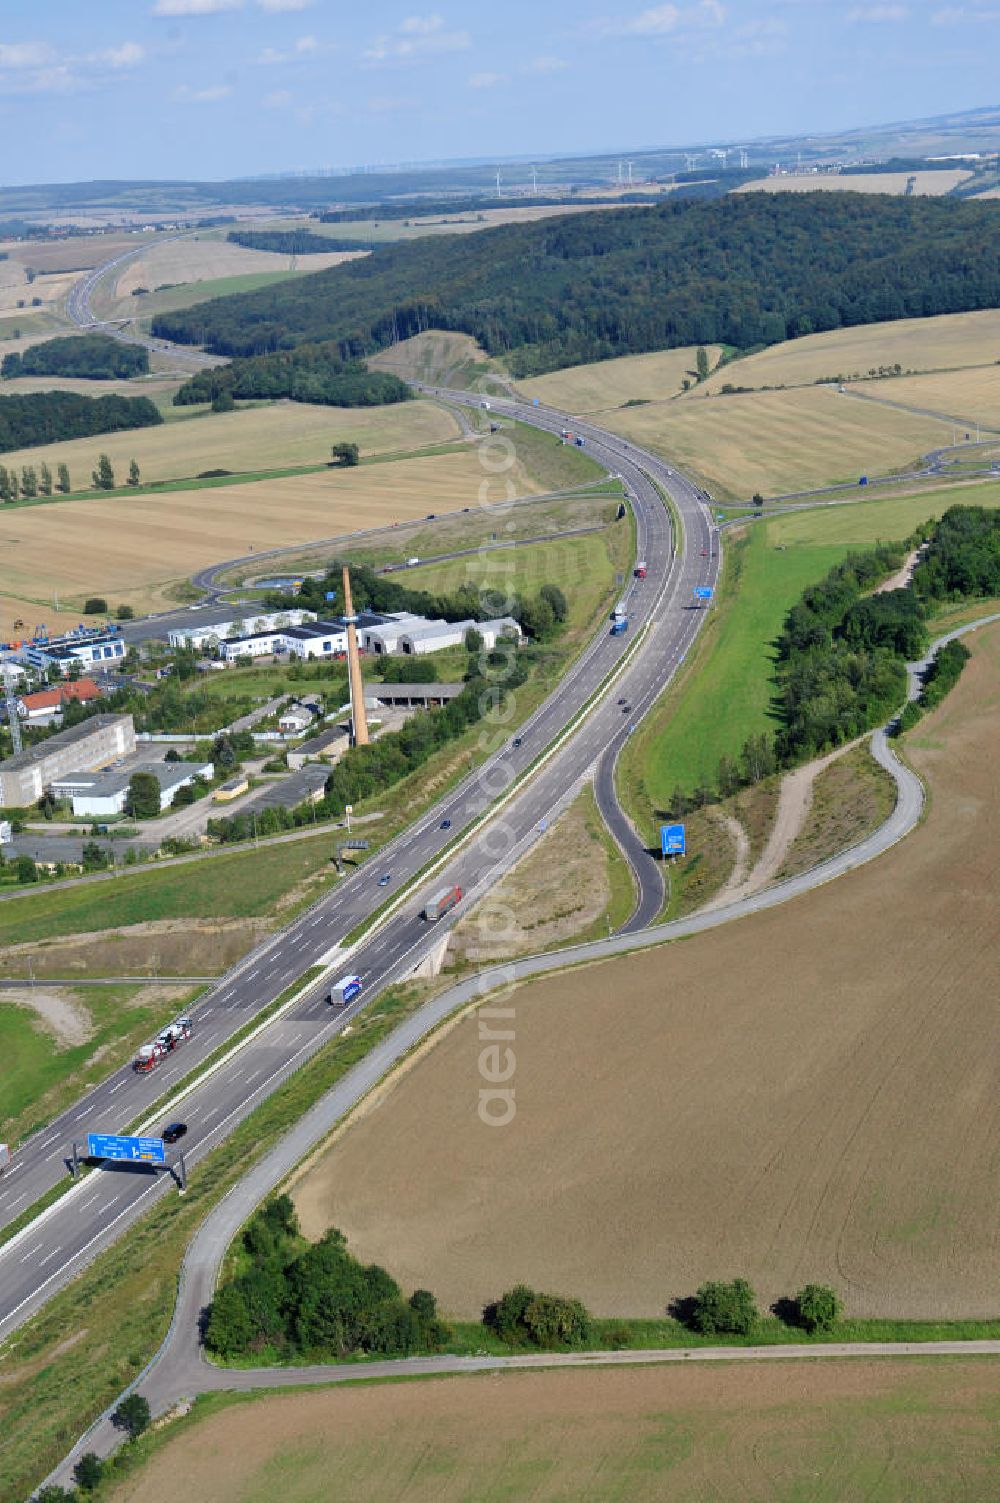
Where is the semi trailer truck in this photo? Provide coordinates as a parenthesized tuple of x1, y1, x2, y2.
(423, 884, 462, 922)
(134, 1014, 193, 1072)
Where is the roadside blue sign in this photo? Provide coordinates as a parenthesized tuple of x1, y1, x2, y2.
(86, 1133, 166, 1165)
(325, 591, 336, 602)
(694, 587, 713, 601)
(661, 824, 686, 857)
(532, 397, 540, 406)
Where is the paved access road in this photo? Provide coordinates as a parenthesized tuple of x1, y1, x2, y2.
(0, 392, 718, 1343)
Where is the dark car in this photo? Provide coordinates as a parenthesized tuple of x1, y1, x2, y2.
(377, 872, 392, 887)
(426, 513, 436, 519)
(440, 818, 452, 830)
(622, 705, 631, 713)
(512, 736, 522, 748)
(617, 697, 626, 705)
(162, 1122, 187, 1145)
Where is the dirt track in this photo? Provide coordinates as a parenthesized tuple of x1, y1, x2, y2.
(293, 625, 1000, 1319)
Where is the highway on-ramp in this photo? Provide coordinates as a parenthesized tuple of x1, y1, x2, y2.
(0, 392, 718, 1345)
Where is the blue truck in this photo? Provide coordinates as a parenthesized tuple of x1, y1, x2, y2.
(611, 619, 629, 636)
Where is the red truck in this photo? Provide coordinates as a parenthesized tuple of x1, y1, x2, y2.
(423, 884, 462, 922)
(634, 561, 648, 579)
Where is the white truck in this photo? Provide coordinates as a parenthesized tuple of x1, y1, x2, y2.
(329, 974, 363, 1006)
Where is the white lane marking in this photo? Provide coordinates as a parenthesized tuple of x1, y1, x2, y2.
(20, 1244, 42, 1263)
(37, 1246, 62, 1267)
(108, 1081, 126, 1095)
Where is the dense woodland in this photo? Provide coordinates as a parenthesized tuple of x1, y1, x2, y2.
(154, 193, 1000, 374)
(1, 333, 149, 380)
(910, 504, 1000, 600)
(0, 390, 161, 455)
(226, 227, 361, 255)
(174, 344, 409, 408)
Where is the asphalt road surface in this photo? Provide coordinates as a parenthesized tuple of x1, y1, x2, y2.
(0, 392, 718, 1344)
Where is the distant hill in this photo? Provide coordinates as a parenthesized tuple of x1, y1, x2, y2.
(154, 192, 1000, 377)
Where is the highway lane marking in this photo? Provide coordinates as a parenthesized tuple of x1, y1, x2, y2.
(37, 1246, 62, 1267)
(108, 1081, 126, 1095)
(5, 1193, 27, 1209)
(20, 1244, 42, 1263)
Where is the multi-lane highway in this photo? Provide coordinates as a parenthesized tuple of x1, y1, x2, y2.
(0, 391, 719, 1342)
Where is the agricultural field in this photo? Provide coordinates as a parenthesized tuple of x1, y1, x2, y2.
(601, 382, 957, 498)
(766, 476, 1000, 548)
(0, 396, 462, 489)
(105, 1361, 1000, 1503)
(852, 364, 1000, 432)
(738, 169, 972, 196)
(369, 330, 496, 388)
(0, 982, 200, 1147)
(0, 443, 556, 617)
(292, 624, 1000, 1320)
(517, 344, 722, 412)
(274, 200, 641, 246)
(698, 308, 1000, 395)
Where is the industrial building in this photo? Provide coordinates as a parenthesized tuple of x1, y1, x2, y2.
(167, 609, 316, 652)
(17, 678, 102, 724)
(50, 759, 214, 817)
(17, 627, 126, 675)
(397, 616, 522, 655)
(0, 714, 136, 807)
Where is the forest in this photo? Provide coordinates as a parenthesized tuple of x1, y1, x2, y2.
(174, 344, 409, 408)
(0, 390, 162, 454)
(911, 504, 1000, 601)
(152, 192, 1000, 373)
(226, 227, 362, 254)
(1, 333, 149, 380)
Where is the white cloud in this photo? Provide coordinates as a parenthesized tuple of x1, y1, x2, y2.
(467, 70, 505, 88)
(364, 14, 471, 63)
(846, 4, 907, 20)
(174, 81, 233, 99)
(0, 42, 54, 68)
(152, 0, 243, 15)
(98, 42, 146, 69)
(521, 55, 568, 73)
(264, 88, 293, 107)
(590, 1, 725, 38)
(257, 33, 320, 62)
(931, 3, 1000, 19)
(257, 0, 313, 10)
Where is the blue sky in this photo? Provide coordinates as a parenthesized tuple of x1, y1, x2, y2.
(0, 1, 997, 183)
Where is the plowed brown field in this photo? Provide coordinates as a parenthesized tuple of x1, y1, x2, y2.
(107, 1360, 1000, 1503)
(293, 625, 1000, 1320)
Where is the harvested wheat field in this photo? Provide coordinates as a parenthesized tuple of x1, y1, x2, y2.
(698, 309, 1000, 396)
(111, 235, 362, 298)
(294, 626, 1000, 1320)
(0, 397, 462, 488)
(108, 1360, 1000, 1503)
(851, 364, 1000, 432)
(739, 169, 971, 197)
(602, 382, 955, 496)
(518, 344, 722, 413)
(1, 446, 543, 614)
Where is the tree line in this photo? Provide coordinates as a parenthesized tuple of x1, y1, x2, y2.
(203, 1197, 846, 1367)
(0, 390, 161, 455)
(1, 332, 149, 380)
(226, 227, 361, 254)
(153, 192, 1000, 373)
(174, 343, 410, 410)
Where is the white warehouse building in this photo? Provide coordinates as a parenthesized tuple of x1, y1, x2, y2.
(397, 617, 522, 655)
(168, 609, 316, 652)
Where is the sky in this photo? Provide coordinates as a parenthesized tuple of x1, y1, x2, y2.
(0, 0, 998, 184)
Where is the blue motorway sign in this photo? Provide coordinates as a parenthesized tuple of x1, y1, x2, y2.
(325, 590, 336, 602)
(661, 823, 687, 857)
(86, 1133, 166, 1165)
(694, 586, 714, 601)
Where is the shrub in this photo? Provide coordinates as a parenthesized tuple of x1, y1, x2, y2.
(112, 1392, 151, 1438)
(73, 1452, 104, 1491)
(690, 1278, 758, 1335)
(795, 1284, 841, 1334)
(483, 1284, 592, 1348)
(83, 596, 108, 615)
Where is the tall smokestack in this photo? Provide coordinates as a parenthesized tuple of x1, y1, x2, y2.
(342, 565, 370, 747)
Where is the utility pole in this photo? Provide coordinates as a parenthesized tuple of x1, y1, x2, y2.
(342, 566, 370, 747)
(2, 662, 23, 756)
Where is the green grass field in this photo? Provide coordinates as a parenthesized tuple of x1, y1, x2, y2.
(623, 526, 846, 810)
(0, 835, 338, 948)
(767, 477, 1000, 548)
(1, 983, 202, 1145)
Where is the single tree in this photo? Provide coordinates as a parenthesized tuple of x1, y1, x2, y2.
(330, 441, 360, 467)
(39, 461, 53, 495)
(83, 597, 108, 615)
(20, 465, 38, 498)
(116, 603, 135, 620)
(539, 582, 568, 622)
(211, 389, 236, 412)
(7, 470, 18, 501)
(690, 1278, 758, 1336)
(112, 1392, 152, 1439)
(464, 626, 484, 654)
(15, 854, 38, 884)
(57, 462, 71, 493)
(73, 1452, 104, 1491)
(696, 346, 710, 381)
(409, 1289, 438, 1322)
(752, 492, 765, 509)
(125, 770, 161, 819)
(81, 840, 108, 872)
(795, 1284, 841, 1334)
(127, 458, 141, 487)
(92, 453, 115, 490)
(0, 465, 11, 502)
